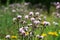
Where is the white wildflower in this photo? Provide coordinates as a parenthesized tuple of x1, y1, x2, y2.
(36, 35, 39, 37)
(53, 22, 58, 26)
(40, 14, 43, 17)
(44, 16, 46, 19)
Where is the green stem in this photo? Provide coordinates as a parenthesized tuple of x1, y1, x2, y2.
(15, 0, 17, 3)
(40, 27, 45, 35)
(17, 21, 20, 39)
(6, 0, 10, 6)
(0, 0, 1, 6)
(23, 0, 25, 3)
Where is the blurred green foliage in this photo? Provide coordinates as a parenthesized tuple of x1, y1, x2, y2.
(0, 0, 60, 5)
(0, 0, 60, 13)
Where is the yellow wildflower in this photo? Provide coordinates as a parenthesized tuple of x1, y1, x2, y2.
(41, 33, 47, 37)
(25, 32, 29, 36)
(11, 36, 17, 39)
(48, 32, 53, 35)
(53, 32, 58, 36)
(48, 32, 58, 36)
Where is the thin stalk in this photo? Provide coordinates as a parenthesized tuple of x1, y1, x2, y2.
(40, 26, 45, 35)
(23, 0, 25, 3)
(0, 0, 1, 6)
(15, 0, 17, 3)
(6, 0, 10, 6)
(17, 21, 20, 39)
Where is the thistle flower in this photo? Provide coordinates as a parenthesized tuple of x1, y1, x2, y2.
(36, 35, 44, 39)
(13, 18, 17, 21)
(21, 30, 25, 34)
(5, 35, 10, 39)
(56, 5, 60, 9)
(30, 17, 35, 21)
(35, 12, 39, 16)
(24, 15, 29, 19)
(57, 2, 60, 5)
(11, 36, 17, 39)
(12, 9, 16, 12)
(19, 27, 23, 32)
(24, 26, 29, 29)
(36, 34, 47, 39)
(42, 21, 50, 26)
(33, 20, 40, 25)
(29, 12, 34, 16)
(22, 21, 27, 24)
(28, 23, 32, 26)
(17, 15, 22, 19)
(19, 27, 25, 34)
(24, 26, 29, 31)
